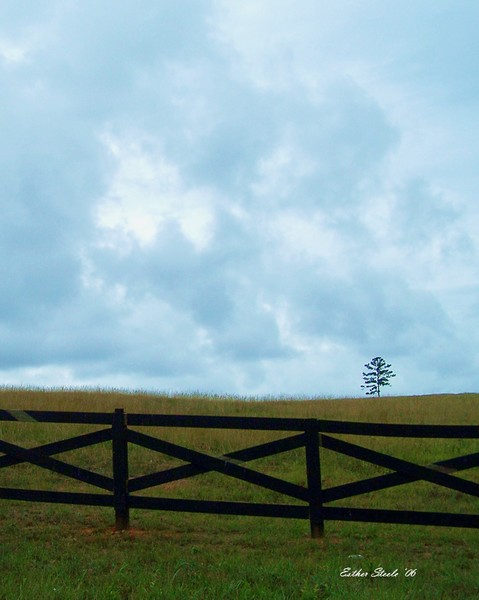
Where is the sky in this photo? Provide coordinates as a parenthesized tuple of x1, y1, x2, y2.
(1, 1, 479, 398)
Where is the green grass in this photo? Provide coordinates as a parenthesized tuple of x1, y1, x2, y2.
(0, 388, 478, 599)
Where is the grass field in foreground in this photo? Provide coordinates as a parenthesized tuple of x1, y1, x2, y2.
(0, 388, 478, 599)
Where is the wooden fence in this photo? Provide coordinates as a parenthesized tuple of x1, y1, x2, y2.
(0, 408, 478, 537)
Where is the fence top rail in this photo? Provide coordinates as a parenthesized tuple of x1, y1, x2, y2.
(315, 420, 479, 438)
(125, 415, 479, 437)
(0, 409, 477, 437)
(126, 413, 311, 430)
(0, 409, 311, 429)
(0, 410, 114, 425)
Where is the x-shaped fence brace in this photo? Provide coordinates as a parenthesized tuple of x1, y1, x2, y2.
(0, 408, 478, 535)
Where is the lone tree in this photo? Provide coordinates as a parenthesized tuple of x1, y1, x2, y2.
(361, 356, 396, 397)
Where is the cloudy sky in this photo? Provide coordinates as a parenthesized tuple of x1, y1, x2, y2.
(1, 1, 478, 398)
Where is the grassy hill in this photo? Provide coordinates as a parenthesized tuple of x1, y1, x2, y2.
(0, 388, 478, 599)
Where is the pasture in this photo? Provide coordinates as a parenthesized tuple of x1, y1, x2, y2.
(0, 388, 478, 599)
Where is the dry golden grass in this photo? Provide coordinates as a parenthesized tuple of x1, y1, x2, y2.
(1, 387, 477, 424)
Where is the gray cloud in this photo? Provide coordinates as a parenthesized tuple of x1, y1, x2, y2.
(1, 1, 478, 396)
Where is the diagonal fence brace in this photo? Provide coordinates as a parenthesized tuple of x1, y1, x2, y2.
(0, 428, 112, 471)
(0, 438, 113, 491)
(127, 429, 308, 501)
(129, 432, 307, 492)
(321, 435, 479, 499)
(323, 449, 479, 503)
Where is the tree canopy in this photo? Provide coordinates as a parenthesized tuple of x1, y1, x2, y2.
(361, 356, 396, 397)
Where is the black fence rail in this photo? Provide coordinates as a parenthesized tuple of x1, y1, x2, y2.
(0, 408, 478, 537)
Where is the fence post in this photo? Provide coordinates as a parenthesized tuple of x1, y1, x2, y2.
(305, 420, 324, 538)
(112, 408, 129, 530)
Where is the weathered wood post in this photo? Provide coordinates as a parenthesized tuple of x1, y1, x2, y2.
(112, 408, 129, 530)
(305, 420, 324, 538)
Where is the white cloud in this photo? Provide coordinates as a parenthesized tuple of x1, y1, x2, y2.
(252, 140, 317, 199)
(0, 365, 77, 388)
(0, 38, 29, 65)
(95, 132, 216, 252)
